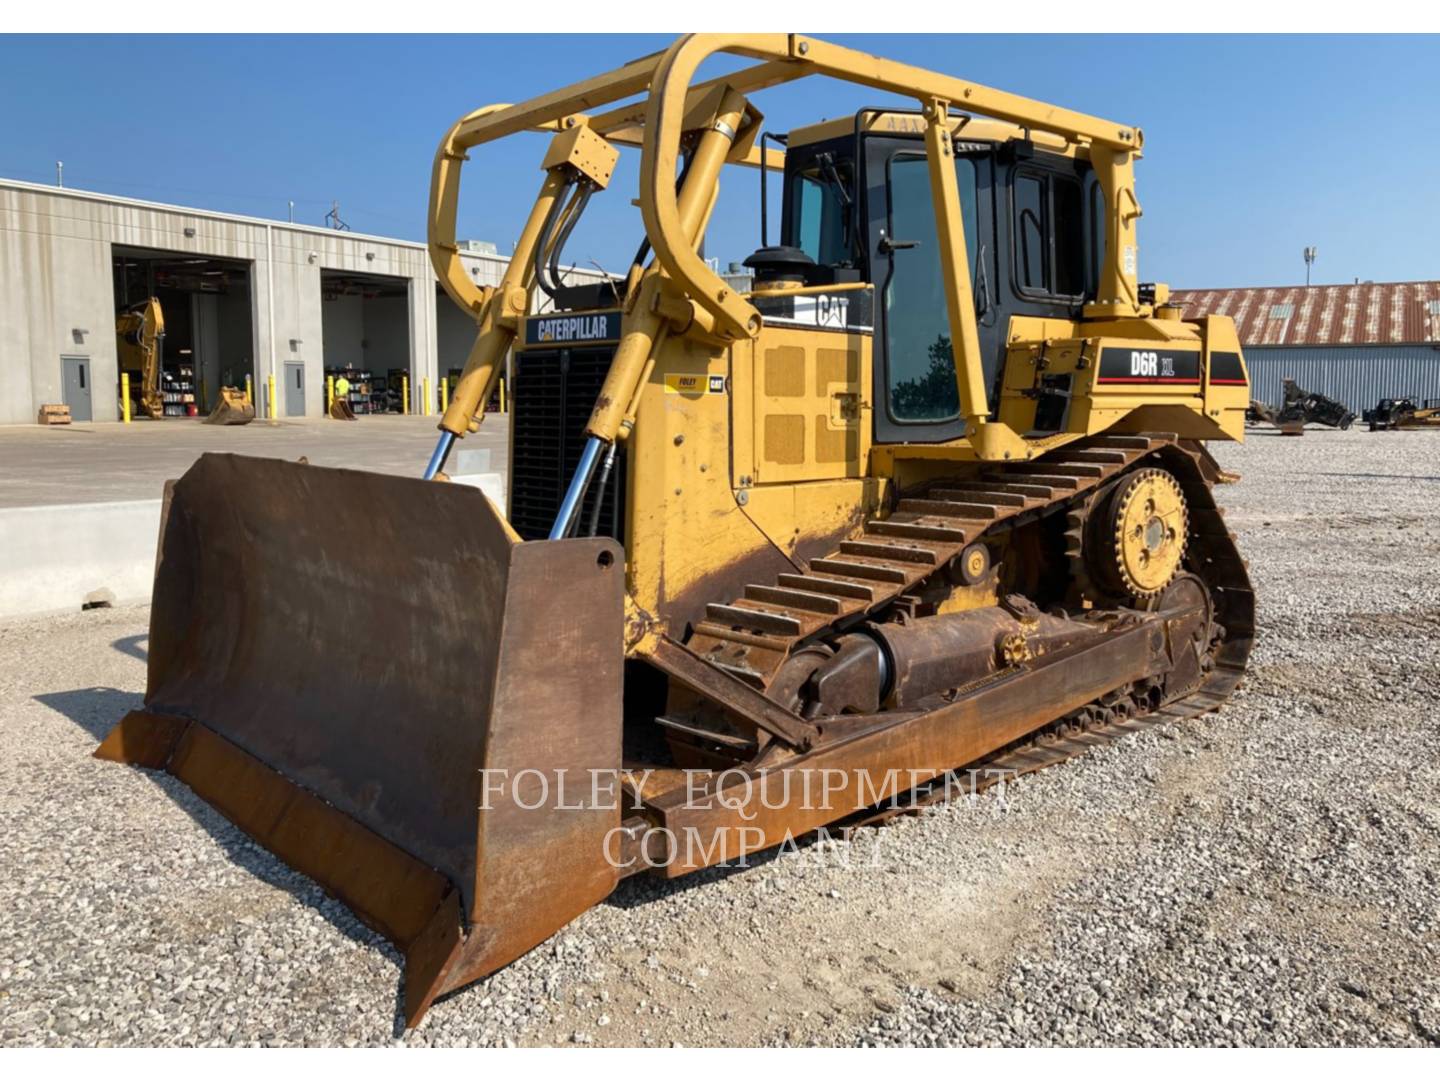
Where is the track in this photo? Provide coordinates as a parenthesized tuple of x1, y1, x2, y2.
(680, 431, 1255, 791)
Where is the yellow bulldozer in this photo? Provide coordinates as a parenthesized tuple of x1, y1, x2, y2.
(96, 34, 1254, 1027)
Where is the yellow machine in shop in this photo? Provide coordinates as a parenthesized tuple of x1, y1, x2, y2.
(97, 34, 1254, 1026)
(115, 297, 165, 420)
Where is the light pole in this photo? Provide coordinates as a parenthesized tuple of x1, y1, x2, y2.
(1304, 246, 1317, 287)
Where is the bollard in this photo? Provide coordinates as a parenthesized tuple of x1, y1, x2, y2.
(121, 373, 131, 423)
(326, 374, 335, 412)
(267, 373, 277, 422)
(245, 374, 252, 409)
(440, 377, 449, 413)
(402, 375, 409, 416)
(499, 377, 507, 414)
(423, 377, 432, 417)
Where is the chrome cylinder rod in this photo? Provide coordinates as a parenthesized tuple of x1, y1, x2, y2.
(550, 435, 603, 540)
(422, 430, 456, 481)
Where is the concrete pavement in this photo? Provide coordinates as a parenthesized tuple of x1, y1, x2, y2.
(0, 413, 510, 508)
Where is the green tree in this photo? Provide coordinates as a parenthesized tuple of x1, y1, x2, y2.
(891, 334, 960, 419)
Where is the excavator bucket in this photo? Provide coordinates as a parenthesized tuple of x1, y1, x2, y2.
(203, 387, 255, 425)
(94, 454, 625, 1026)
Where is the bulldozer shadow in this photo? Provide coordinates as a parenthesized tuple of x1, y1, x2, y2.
(112, 633, 149, 663)
(36, 683, 406, 1022)
(602, 843, 790, 911)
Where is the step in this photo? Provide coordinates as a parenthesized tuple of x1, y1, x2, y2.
(866, 519, 968, 543)
(778, 572, 875, 601)
(703, 603, 803, 636)
(744, 584, 843, 615)
(839, 539, 938, 565)
(809, 557, 909, 584)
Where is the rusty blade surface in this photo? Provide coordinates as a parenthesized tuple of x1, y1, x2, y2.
(97, 453, 626, 1026)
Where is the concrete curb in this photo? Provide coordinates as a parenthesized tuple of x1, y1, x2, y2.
(0, 499, 163, 618)
(0, 474, 506, 619)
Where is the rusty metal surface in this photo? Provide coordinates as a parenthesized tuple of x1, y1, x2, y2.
(847, 445, 1256, 833)
(647, 617, 1167, 874)
(89, 437, 1256, 1027)
(872, 606, 1097, 708)
(94, 708, 187, 768)
(644, 436, 1254, 877)
(1172, 281, 1440, 347)
(683, 434, 1177, 696)
(96, 453, 627, 1027)
(98, 708, 457, 1025)
(650, 636, 815, 749)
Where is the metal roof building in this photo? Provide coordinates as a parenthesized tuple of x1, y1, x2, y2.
(0, 177, 606, 425)
(1172, 281, 1440, 412)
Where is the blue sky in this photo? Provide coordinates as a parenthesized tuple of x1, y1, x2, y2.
(3, 33, 1436, 289)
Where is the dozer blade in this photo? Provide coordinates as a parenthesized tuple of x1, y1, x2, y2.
(95, 453, 625, 1027)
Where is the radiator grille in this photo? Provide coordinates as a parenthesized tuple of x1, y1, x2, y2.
(509, 347, 625, 543)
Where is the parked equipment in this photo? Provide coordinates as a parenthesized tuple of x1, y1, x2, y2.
(115, 297, 165, 420)
(203, 386, 256, 426)
(1364, 396, 1440, 431)
(96, 35, 1255, 1027)
(1248, 378, 1354, 434)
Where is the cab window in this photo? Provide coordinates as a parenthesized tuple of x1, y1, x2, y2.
(1011, 167, 1085, 299)
(787, 159, 854, 266)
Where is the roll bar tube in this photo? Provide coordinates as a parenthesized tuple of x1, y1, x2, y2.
(425, 34, 1146, 455)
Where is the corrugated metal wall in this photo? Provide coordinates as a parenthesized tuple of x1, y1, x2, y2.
(1245, 345, 1440, 411)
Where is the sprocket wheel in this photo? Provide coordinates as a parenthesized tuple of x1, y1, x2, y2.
(1100, 467, 1188, 599)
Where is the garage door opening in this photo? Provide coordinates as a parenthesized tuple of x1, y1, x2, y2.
(112, 246, 255, 419)
(321, 270, 411, 415)
(436, 282, 507, 413)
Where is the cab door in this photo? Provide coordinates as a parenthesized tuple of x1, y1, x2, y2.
(866, 137, 999, 444)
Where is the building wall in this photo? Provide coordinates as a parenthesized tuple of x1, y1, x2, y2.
(0, 187, 118, 423)
(1245, 345, 1440, 412)
(0, 178, 606, 424)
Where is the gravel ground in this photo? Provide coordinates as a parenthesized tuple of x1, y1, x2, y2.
(2, 426, 1437, 1046)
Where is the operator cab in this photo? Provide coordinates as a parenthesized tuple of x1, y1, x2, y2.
(753, 109, 1110, 441)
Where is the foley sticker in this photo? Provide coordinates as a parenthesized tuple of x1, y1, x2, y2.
(664, 373, 727, 396)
